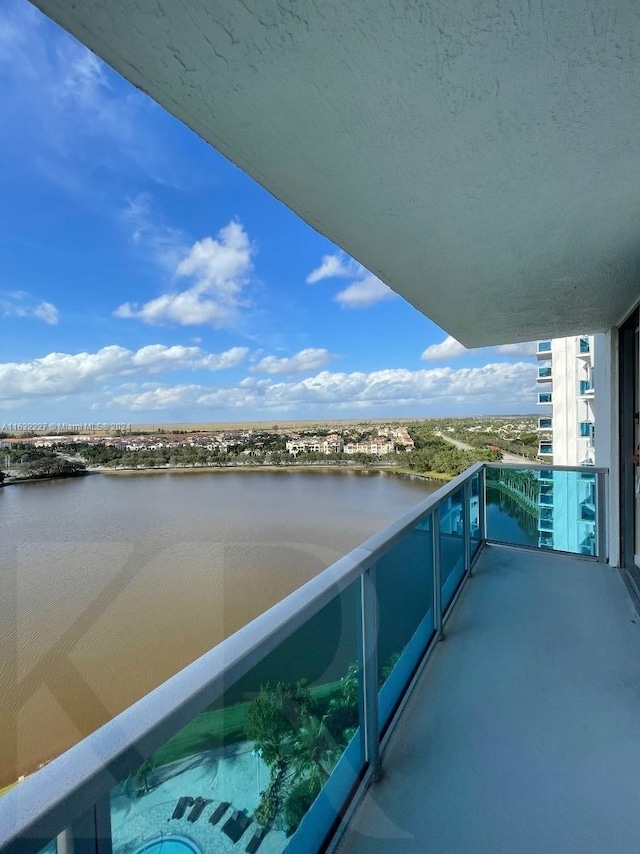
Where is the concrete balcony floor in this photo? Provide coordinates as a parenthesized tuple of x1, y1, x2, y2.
(338, 545, 640, 854)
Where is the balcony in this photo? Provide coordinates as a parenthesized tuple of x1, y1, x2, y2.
(0, 464, 614, 854)
(538, 442, 553, 457)
(577, 337, 591, 356)
(579, 421, 594, 439)
(337, 542, 640, 854)
(538, 417, 552, 431)
(537, 366, 552, 382)
(538, 392, 552, 405)
(579, 380, 594, 397)
(536, 341, 552, 359)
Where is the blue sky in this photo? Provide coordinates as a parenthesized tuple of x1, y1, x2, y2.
(0, 0, 538, 425)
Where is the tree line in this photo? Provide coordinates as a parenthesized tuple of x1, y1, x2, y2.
(405, 423, 501, 476)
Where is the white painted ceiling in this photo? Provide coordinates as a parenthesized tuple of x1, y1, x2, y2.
(32, 0, 640, 345)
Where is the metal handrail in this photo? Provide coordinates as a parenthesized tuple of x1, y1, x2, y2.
(485, 461, 608, 473)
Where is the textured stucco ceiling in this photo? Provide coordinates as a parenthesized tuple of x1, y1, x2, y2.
(32, 0, 640, 345)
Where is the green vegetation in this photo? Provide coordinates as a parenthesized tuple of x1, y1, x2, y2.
(4, 445, 87, 480)
(64, 441, 391, 470)
(405, 423, 501, 476)
(436, 417, 539, 460)
(247, 673, 358, 834)
(150, 704, 249, 768)
(486, 467, 540, 509)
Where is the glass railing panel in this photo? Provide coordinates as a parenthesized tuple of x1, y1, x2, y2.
(485, 468, 542, 547)
(538, 341, 551, 352)
(376, 515, 434, 735)
(579, 338, 590, 353)
(110, 581, 362, 854)
(439, 488, 465, 612)
(485, 468, 599, 555)
(470, 474, 482, 559)
(538, 393, 552, 404)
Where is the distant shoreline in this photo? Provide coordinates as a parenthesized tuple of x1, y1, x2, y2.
(0, 471, 92, 487)
(95, 463, 450, 482)
(1, 463, 451, 486)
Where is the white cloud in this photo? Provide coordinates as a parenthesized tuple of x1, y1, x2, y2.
(251, 348, 335, 375)
(335, 274, 395, 309)
(306, 253, 358, 284)
(1, 293, 59, 325)
(422, 335, 540, 362)
(307, 251, 396, 309)
(32, 302, 59, 325)
(115, 220, 254, 328)
(495, 341, 538, 357)
(107, 361, 537, 414)
(0, 1, 185, 191)
(0, 344, 247, 401)
(421, 336, 468, 361)
(122, 194, 186, 271)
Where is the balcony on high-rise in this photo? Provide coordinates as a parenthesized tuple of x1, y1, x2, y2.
(578, 337, 591, 356)
(3, 463, 628, 854)
(538, 417, 553, 431)
(536, 341, 552, 359)
(537, 366, 552, 382)
(4, 1, 640, 852)
(579, 421, 595, 439)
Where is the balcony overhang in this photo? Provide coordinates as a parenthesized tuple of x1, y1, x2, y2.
(30, 0, 640, 346)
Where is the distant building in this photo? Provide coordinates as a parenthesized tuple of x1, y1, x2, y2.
(286, 436, 344, 456)
(536, 336, 595, 467)
(344, 439, 394, 456)
(536, 335, 598, 555)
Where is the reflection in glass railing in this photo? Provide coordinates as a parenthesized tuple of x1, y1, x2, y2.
(110, 582, 363, 854)
(485, 467, 598, 556)
(470, 474, 482, 559)
(376, 515, 434, 734)
(439, 488, 465, 612)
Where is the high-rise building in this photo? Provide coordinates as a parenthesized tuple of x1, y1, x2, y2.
(536, 336, 597, 554)
(536, 336, 595, 466)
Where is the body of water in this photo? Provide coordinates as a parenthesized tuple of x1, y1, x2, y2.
(0, 468, 438, 786)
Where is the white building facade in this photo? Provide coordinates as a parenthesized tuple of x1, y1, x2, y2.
(536, 335, 596, 466)
(536, 336, 597, 555)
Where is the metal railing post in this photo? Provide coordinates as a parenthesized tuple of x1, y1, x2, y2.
(56, 829, 73, 854)
(433, 508, 443, 640)
(463, 480, 472, 577)
(360, 566, 380, 780)
(94, 797, 113, 854)
(57, 804, 100, 854)
(478, 466, 487, 543)
(596, 470, 607, 563)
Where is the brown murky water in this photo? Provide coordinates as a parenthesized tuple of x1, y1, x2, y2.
(0, 469, 435, 786)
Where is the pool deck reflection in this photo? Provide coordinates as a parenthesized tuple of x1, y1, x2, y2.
(337, 545, 640, 854)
